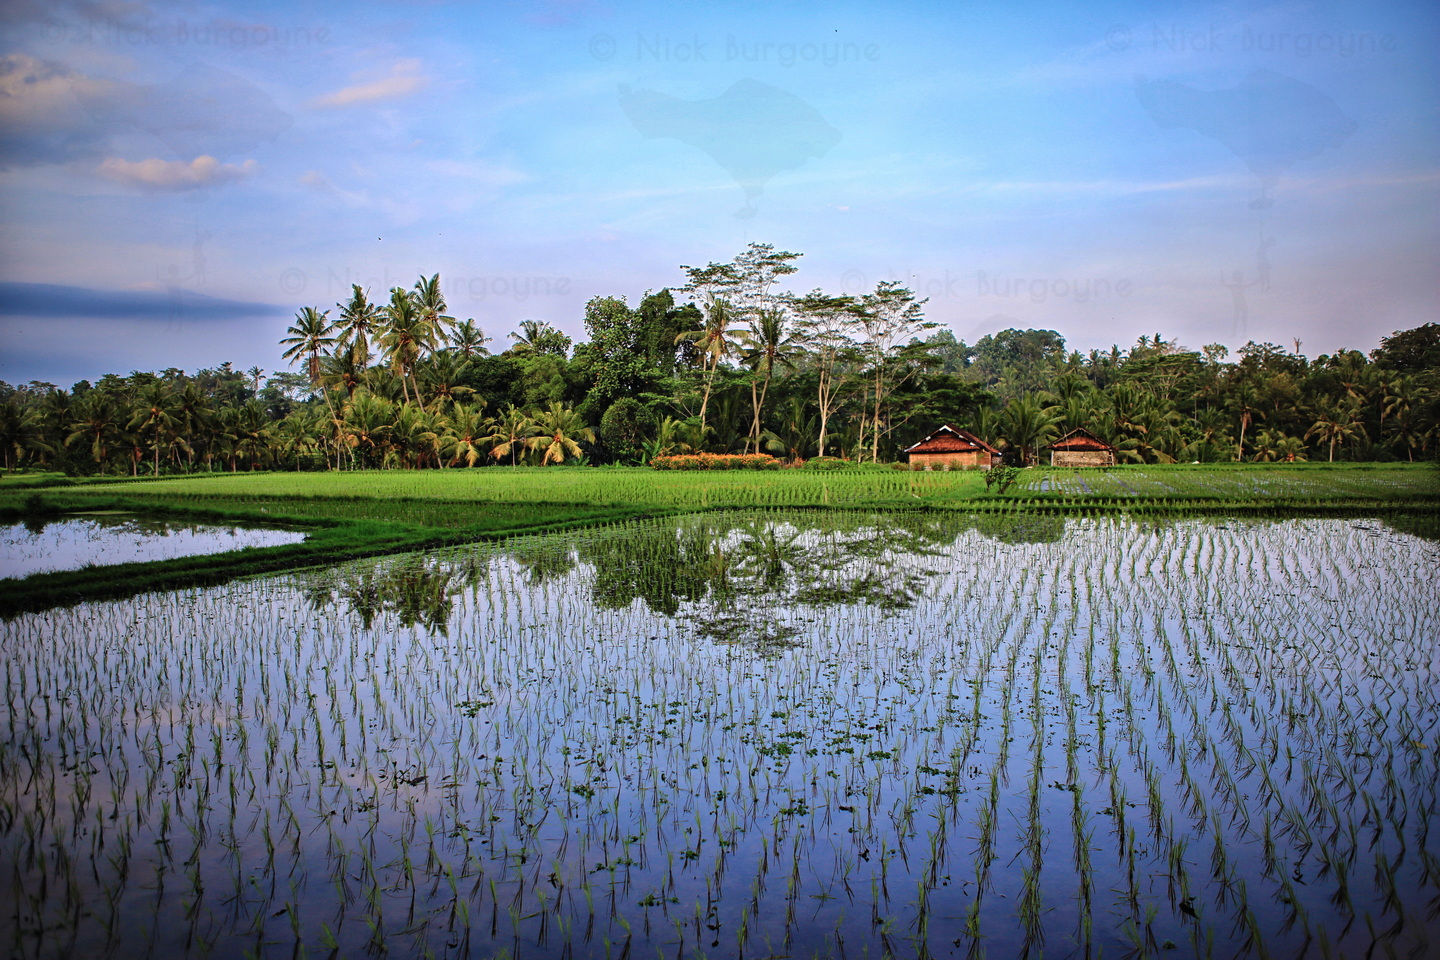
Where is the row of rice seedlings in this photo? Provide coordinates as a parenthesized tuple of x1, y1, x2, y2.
(1, 513, 1436, 957)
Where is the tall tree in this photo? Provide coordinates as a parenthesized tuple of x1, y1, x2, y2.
(379, 287, 437, 404)
(855, 281, 934, 462)
(793, 290, 859, 458)
(675, 296, 739, 435)
(450, 319, 491, 358)
(1305, 400, 1368, 462)
(412, 274, 455, 345)
(280, 307, 336, 388)
(739, 305, 799, 453)
(335, 285, 382, 367)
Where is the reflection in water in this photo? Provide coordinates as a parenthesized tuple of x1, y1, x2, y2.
(302, 511, 1069, 649)
(8, 512, 1439, 960)
(304, 557, 466, 633)
(301, 511, 1436, 648)
(0, 514, 306, 578)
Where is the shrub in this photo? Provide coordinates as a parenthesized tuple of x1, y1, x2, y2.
(649, 453, 781, 471)
(984, 465, 1021, 493)
(803, 456, 853, 471)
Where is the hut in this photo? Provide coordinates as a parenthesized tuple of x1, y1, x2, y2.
(1049, 427, 1116, 467)
(902, 425, 1000, 470)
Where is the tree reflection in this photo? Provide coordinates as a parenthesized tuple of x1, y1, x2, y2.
(302, 557, 462, 633)
(302, 511, 1075, 646)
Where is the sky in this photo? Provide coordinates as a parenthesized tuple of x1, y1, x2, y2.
(0, 0, 1436, 387)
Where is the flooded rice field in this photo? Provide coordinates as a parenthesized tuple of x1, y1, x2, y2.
(1, 511, 1437, 959)
(0, 514, 306, 579)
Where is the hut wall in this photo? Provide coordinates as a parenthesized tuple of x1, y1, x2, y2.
(909, 451, 989, 470)
(1052, 450, 1115, 468)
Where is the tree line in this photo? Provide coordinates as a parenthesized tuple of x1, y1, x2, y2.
(2, 243, 1437, 474)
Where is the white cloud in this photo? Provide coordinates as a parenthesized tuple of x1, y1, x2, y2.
(310, 59, 427, 109)
(98, 155, 257, 190)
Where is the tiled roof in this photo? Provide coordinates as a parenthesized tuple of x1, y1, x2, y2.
(1050, 427, 1115, 452)
(904, 425, 999, 455)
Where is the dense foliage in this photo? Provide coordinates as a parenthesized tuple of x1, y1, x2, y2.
(2, 247, 1436, 474)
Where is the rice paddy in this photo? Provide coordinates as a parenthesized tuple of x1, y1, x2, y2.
(2, 510, 1436, 958)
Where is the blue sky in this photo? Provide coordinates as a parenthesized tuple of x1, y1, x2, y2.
(1, 0, 1435, 386)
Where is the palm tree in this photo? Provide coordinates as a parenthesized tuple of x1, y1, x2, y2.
(416, 352, 474, 411)
(127, 381, 185, 476)
(675, 296, 739, 435)
(387, 402, 434, 468)
(777, 396, 816, 461)
(508, 319, 570, 356)
(66, 393, 120, 468)
(527, 401, 595, 465)
(412, 273, 455, 345)
(1381, 376, 1434, 460)
(485, 404, 537, 467)
(280, 307, 335, 387)
(641, 415, 696, 462)
(338, 391, 394, 468)
(246, 366, 265, 399)
(1228, 381, 1264, 461)
(320, 346, 367, 399)
(335, 284, 382, 367)
(0, 399, 38, 471)
(174, 381, 215, 471)
(738, 306, 798, 453)
(225, 400, 271, 471)
(1305, 400, 1368, 462)
(999, 394, 1059, 466)
(434, 402, 492, 467)
(378, 287, 436, 405)
(450, 319, 490, 358)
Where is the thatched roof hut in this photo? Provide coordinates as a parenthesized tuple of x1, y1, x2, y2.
(903, 425, 1000, 470)
(1049, 427, 1116, 467)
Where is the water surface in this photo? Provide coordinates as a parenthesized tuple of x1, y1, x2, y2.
(0, 513, 306, 578)
(1, 512, 1436, 959)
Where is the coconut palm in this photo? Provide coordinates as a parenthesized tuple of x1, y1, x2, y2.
(378, 287, 437, 404)
(641, 415, 696, 462)
(416, 352, 474, 411)
(338, 391, 394, 468)
(738, 306, 798, 453)
(508, 319, 571, 356)
(174, 381, 215, 471)
(127, 381, 187, 476)
(66, 393, 120, 467)
(485, 404, 537, 467)
(1305, 400, 1369, 462)
(1381, 376, 1434, 459)
(433, 402, 492, 467)
(387, 402, 435, 469)
(675, 296, 738, 435)
(999, 394, 1059, 466)
(527, 401, 595, 465)
(224, 400, 271, 471)
(280, 307, 336, 387)
(1228, 380, 1264, 461)
(320, 346, 367, 399)
(412, 273, 455, 346)
(450, 319, 490, 358)
(335, 284, 382, 367)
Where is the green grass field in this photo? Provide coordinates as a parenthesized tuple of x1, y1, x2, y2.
(2, 462, 1435, 613)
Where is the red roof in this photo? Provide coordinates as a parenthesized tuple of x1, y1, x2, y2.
(1050, 427, 1115, 452)
(904, 425, 999, 456)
